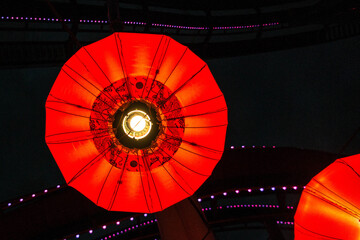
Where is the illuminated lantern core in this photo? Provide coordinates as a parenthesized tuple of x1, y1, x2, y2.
(122, 110, 152, 139)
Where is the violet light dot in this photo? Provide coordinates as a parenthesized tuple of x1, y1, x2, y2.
(242, 145, 245, 148)
(57, 185, 60, 188)
(130, 217, 134, 221)
(230, 146, 234, 149)
(223, 192, 227, 196)
(32, 194, 36, 197)
(116, 221, 120, 225)
(102, 225, 106, 229)
(144, 213, 147, 217)
(210, 195, 214, 199)
(20, 198, 23, 202)
(235, 190, 239, 194)
(271, 187, 276, 191)
(89, 230, 93, 234)
(260, 188, 264, 192)
(248, 189, 252, 193)
(282, 186, 287, 190)
(76, 234, 79, 238)
(8, 203, 11, 206)
(293, 186, 298, 190)
(197, 198, 202, 202)
(44, 189, 48, 193)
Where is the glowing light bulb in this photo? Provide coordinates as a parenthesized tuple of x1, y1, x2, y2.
(129, 115, 146, 132)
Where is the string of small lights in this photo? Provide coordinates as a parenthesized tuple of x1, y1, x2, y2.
(58, 184, 300, 239)
(1, 183, 300, 238)
(229, 145, 276, 149)
(0, 16, 279, 31)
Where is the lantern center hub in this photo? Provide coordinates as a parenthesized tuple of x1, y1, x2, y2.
(111, 101, 161, 149)
(123, 110, 152, 139)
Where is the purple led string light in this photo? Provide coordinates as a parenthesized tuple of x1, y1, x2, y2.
(2, 184, 64, 210)
(201, 204, 295, 212)
(213, 22, 279, 30)
(60, 184, 300, 239)
(203, 185, 301, 200)
(230, 145, 277, 149)
(99, 219, 158, 240)
(0, 16, 279, 31)
(276, 221, 294, 225)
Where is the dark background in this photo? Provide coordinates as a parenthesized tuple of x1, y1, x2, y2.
(0, 0, 360, 239)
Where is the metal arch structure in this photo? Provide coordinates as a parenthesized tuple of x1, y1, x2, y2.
(0, 148, 339, 239)
(0, 0, 359, 67)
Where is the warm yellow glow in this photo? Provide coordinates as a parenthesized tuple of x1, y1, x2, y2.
(122, 110, 152, 139)
(129, 115, 146, 132)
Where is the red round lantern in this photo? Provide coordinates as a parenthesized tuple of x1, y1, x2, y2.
(295, 154, 360, 239)
(45, 33, 227, 213)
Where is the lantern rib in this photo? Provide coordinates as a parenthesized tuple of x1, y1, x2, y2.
(141, 151, 163, 210)
(163, 133, 223, 153)
(83, 47, 126, 103)
(295, 222, 343, 240)
(165, 107, 227, 121)
(46, 128, 107, 138)
(46, 106, 101, 121)
(114, 33, 132, 99)
(149, 148, 192, 196)
(46, 131, 108, 145)
(138, 153, 151, 213)
(96, 165, 114, 204)
(46, 100, 108, 120)
(156, 146, 209, 177)
(144, 37, 171, 99)
(305, 186, 360, 220)
(68, 145, 113, 185)
(109, 154, 129, 210)
(139, 153, 155, 211)
(312, 178, 360, 216)
(141, 35, 165, 98)
(161, 94, 223, 115)
(336, 160, 360, 178)
(158, 136, 219, 161)
(63, 64, 119, 108)
(151, 48, 188, 104)
(158, 148, 194, 193)
(158, 64, 207, 108)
